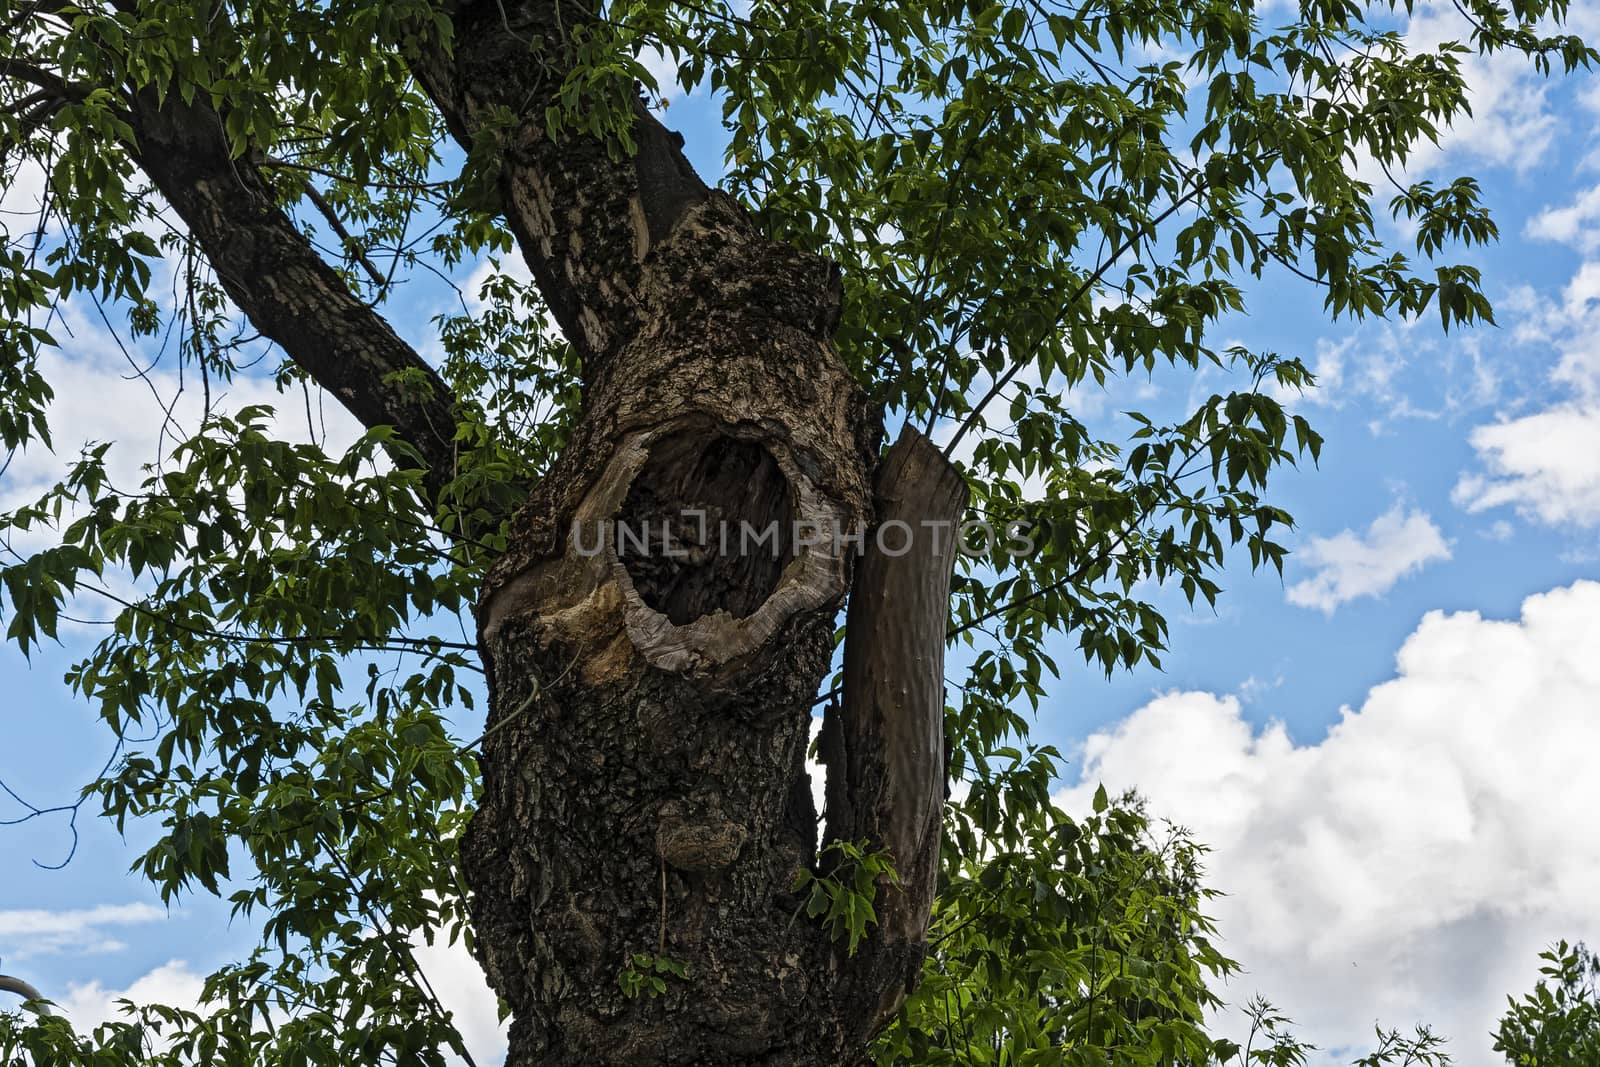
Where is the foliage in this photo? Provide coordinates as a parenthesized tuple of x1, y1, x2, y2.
(0, 0, 1594, 1061)
(1494, 941, 1600, 1067)
(877, 787, 1460, 1067)
(0, 409, 491, 1064)
(1348, 1025, 1451, 1067)
(792, 838, 901, 956)
(876, 788, 1240, 1066)
(617, 954, 691, 1000)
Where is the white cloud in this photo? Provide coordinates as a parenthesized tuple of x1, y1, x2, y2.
(39, 936, 505, 1065)
(1336, 3, 1562, 191)
(1285, 504, 1451, 613)
(1455, 405, 1600, 524)
(1527, 182, 1600, 253)
(1238, 673, 1284, 704)
(411, 933, 508, 1067)
(1455, 254, 1600, 527)
(0, 357, 369, 645)
(930, 358, 1056, 500)
(456, 255, 567, 350)
(1399, 4, 1559, 177)
(807, 714, 826, 822)
(1266, 336, 1352, 408)
(0, 158, 52, 235)
(57, 959, 206, 1032)
(1056, 580, 1600, 1066)
(1269, 332, 1411, 414)
(636, 46, 691, 104)
(1, 301, 365, 626)
(0, 903, 164, 961)
(460, 254, 536, 318)
(1550, 264, 1600, 397)
(1266, 324, 1493, 432)
(3, 302, 362, 513)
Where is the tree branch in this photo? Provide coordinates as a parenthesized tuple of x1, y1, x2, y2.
(403, 2, 713, 370)
(120, 88, 463, 490)
(0, 973, 55, 1016)
(823, 426, 968, 1039)
(0, 58, 84, 99)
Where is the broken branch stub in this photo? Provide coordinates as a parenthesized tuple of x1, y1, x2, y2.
(826, 426, 969, 1037)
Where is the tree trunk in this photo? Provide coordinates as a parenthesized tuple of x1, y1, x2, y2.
(463, 186, 884, 1064)
(90, 0, 959, 1058)
(466, 411, 969, 1065)
(400, 9, 963, 1063)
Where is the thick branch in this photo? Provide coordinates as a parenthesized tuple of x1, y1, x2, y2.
(122, 89, 462, 485)
(0, 59, 80, 98)
(1, 55, 89, 154)
(823, 426, 968, 1039)
(405, 4, 712, 368)
(0, 973, 54, 1016)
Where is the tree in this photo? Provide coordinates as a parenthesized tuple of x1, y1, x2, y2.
(0, 0, 1592, 1064)
(1495, 942, 1600, 1067)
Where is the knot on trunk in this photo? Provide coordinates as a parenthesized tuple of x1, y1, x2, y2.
(656, 802, 749, 872)
(481, 416, 854, 681)
(556, 418, 853, 678)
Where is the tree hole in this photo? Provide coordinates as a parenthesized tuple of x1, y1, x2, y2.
(616, 431, 797, 625)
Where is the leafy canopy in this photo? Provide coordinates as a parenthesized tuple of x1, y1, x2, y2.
(0, 0, 1593, 1062)
(1494, 941, 1600, 1067)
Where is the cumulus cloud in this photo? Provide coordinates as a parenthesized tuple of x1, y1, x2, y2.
(1285, 504, 1451, 613)
(1323, 1, 1565, 191)
(0, 903, 164, 960)
(1056, 580, 1600, 1066)
(1399, 4, 1560, 177)
(3, 302, 362, 515)
(1527, 182, 1600, 253)
(1454, 406, 1600, 525)
(57, 959, 206, 1032)
(0, 300, 366, 632)
(38, 935, 505, 1066)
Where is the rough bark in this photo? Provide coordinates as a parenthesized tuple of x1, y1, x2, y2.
(404, 2, 710, 370)
(462, 191, 883, 1064)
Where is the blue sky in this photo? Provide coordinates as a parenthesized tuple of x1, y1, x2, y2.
(5, 4, 1600, 1065)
